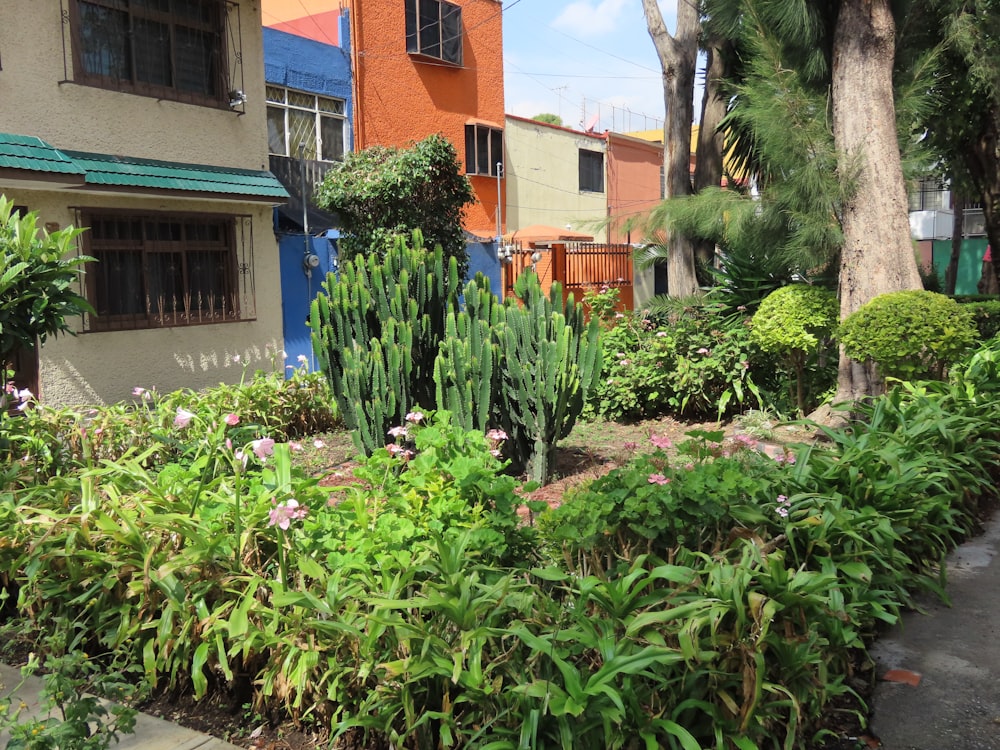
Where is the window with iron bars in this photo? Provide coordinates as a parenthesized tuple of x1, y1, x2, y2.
(405, 0, 462, 65)
(75, 209, 256, 331)
(66, 0, 235, 107)
(266, 85, 347, 163)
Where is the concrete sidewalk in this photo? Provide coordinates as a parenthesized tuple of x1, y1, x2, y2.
(0, 662, 240, 750)
(869, 510, 1000, 749)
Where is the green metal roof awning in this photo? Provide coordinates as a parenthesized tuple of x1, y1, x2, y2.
(62, 150, 289, 202)
(0, 133, 87, 186)
(0, 132, 287, 202)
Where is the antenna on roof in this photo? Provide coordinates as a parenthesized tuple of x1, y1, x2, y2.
(583, 112, 600, 133)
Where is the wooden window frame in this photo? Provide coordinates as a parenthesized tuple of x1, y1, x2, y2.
(69, 0, 229, 107)
(77, 209, 255, 332)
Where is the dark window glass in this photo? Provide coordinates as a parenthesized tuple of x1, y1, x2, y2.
(579, 149, 604, 193)
(465, 124, 503, 177)
(404, 0, 462, 65)
(84, 212, 241, 329)
(73, 0, 224, 103)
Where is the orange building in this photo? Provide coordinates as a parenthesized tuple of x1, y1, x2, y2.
(606, 132, 664, 246)
(349, 0, 506, 238)
(261, 0, 506, 239)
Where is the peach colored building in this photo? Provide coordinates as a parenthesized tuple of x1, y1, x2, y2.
(606, 132, 664, 246)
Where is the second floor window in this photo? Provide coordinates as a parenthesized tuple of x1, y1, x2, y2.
(267, 86, 347, 163)
(405, 0, 462, 65)
(71, 0, 226, 104)
(465, 124, 503, 177)
(579, 149, 605, 193)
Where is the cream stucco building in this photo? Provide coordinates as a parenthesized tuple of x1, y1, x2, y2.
(504, 115, 609, 242)
(0, 0, 287, 405)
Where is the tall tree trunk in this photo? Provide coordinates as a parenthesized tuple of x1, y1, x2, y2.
(693, 36, 730, 270)
(642, 0, 700, 297)
(832, 0, 922, 403)
(945, 188, 963, 296)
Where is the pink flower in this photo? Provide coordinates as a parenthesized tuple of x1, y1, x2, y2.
(486, 428, 508, 441)
(174, 408, 195, 428)
(684, 462, 694, 471)
(777, 494, 790, 505)
(614, 312, 625, 319)
(234, 449, 248, 470)
(387, 425, 408, 438)
(289, 441, 302, 452)
(623, 441, 638, 451)
(387, 443, 415, 459)
(225, 413, 240, 426)
(655, 331, 668, 337)
(696, 347, 710, 355)
(776, 506, 789, 518)
(268, 499, 307, 530)
(313, 439, 325, 449)
(232, 354, 241, 363)
(648, 473, 670, 485)
(251, 437, 275, 459)
(650, 434, 672, 450)
(297, 354, 308, 364)
(132, 386, 147, 397)
(405, 411, 425, 423)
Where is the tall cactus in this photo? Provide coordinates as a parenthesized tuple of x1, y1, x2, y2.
(434, 276, 502, 432)
(309, 231, 460, 455)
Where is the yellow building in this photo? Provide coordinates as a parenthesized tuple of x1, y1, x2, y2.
(0, 1, 288, 405)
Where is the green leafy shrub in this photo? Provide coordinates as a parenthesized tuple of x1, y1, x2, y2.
(590, 300, 763, 421)
(0, 196, 94, 391)
(839, 290, 977, 381)
(750, 284, 838, 413)
(314, 134, 474, 278)
(956, 298, 1000, 340)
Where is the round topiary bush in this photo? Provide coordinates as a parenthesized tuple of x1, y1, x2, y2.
(838, 290, 977, 381)
(750, 284, 839, 413)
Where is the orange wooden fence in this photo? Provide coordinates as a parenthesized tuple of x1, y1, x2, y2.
(503, 241, 634, 313)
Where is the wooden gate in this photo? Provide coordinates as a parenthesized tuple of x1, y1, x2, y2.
(503, 241, 634, 312)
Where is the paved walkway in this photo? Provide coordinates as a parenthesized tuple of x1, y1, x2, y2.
(869, 509, 1000, 749)
(0, 662, 239, 750)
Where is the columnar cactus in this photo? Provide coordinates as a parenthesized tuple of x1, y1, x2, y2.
(309, 231, 460, 454)
(494, 271, 602, 483)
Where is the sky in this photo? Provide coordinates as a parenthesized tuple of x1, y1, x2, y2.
(502, 0, 680, 135)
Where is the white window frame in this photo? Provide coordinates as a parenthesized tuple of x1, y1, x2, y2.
(266, 85, 347, 163)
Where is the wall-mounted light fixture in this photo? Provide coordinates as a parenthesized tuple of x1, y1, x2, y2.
(228, 89, 247, 110)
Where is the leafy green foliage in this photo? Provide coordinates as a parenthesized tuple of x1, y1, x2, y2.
(314, 134, 474, 278)
(0, 632, 144, 750)
(839, 290, 977, 381)
(751, 284, 838, 413)
(0, 196, 94, 388)
(956, 297, 1000, 340)
(5, 336, 1000, 749)
(588, 300, 763, 421)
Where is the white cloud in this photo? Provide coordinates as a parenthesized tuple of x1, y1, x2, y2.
(551, 0, 631, 38)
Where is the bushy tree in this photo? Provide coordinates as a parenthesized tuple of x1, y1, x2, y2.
(0, 196, 93, 391)
(751, 284, 839, 414)
(315, 134, 474, 279)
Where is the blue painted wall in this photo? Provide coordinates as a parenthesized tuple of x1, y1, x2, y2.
(263, 21, 353, 152)
(467, 240, 503, 298)
(278, 232, 338, 374)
